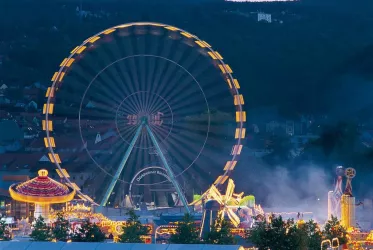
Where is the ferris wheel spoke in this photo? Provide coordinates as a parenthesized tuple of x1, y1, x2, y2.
(163, 134, 206, 175)
(116, 104, 140, 120)
(65, 67, 120, 111)
(152, 58, 196, 107)
(144, 43, 161, 114)
(153, 50, 186, 100)
(147, 127, 169, 146)
(147, 97, 170, 117)
(81, 53, 126, 106)
(148, 124, 171, 140)
(117, 124, 142, 142)
(160, 60, 208, 106)
(145, 38, 182, 112)
(95, 47, 129, 102)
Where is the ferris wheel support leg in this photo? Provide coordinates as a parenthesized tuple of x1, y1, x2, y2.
(145, 124, 191, 214)
(100, 123, 144, 207)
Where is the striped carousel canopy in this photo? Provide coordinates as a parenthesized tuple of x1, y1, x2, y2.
(9, 169, 75, 204)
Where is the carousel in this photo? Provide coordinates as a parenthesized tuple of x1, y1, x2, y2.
(9, 169, 75, 222)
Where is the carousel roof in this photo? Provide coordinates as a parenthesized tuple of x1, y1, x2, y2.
(9, 169, 75, 204)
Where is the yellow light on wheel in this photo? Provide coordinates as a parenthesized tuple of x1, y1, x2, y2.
(51, 72, 59, 81)
(71, 46, 80, 53)
(45, 87, 55, 98)
(218, 65, 226, 73)
(181, 32, 193, 38)
(60, 58, 68, 67)
(56, 168, 70, 178)
(234, 95, 244, 105)
(214, 175, 229, 185)
(103, 28, 115, 34)
(236, 112, 246, 122)
(225, 64, 233, 73)
(235, 128, 246, 139)
(43, 104, 54, 114)
(117, 24, 131, 28)
(165, 26, 178, 31)
(224, 161, 237, 171)
(233, 79, 240, 89)
(75, 46, 86, 54)
(219, 64, 233, 74)
(88, 36, 100, 43)
(44, 137, 56, 148)
(214, 51, 223, 60)
(42, 120, 53, 131)
(48, 153, 61, 164)
(195, 41, 206, 48)
(66, 58, 75, 67)
(59, 72, 65, 81)
(201, 41, 211, 48)
(208, 52, 217, 60)
(231, 145, 243, 155)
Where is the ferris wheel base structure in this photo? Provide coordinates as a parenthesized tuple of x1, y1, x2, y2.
(99, 117, 191, 214)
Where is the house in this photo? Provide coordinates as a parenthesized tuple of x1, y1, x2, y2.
(258, 13, 272, 23)
(23, 87, 40, 101)
(0, 96, 10, 104)
(27, 100, 38, 111)
(0, 120, 23, 152)
(0, 84, 7, 91)
(0, 170, 33, 220)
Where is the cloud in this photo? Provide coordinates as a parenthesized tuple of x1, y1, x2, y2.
(234, 157, 332, 221)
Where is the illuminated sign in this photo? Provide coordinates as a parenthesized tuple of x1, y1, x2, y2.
(136, 170, 170, 182)
(126, 112, 164, 126)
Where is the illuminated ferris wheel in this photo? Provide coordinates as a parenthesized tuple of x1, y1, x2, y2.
(43, 22, 246, 212)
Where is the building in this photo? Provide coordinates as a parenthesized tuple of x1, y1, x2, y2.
(258, 13, 272, 23)
(0, 171, 33, 220)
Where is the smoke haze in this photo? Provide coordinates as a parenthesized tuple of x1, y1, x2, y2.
(234, 157, 332, 221)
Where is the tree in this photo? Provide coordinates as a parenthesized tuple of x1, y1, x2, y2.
(322, 216, 348, 245)
(204, 218, 236, 245)
(247, 215, 300, 250)
(0, 217, 11, 241)
(118, 209, 149, 243)
(71, 220, 105, 242)
(30, 216, 52, 241)
(170, 213, 200, 244)
(296, 220, 322, 250)
(52, 212, 70, 242)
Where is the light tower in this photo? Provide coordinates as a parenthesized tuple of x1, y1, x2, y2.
(341, 167, 356, 229)
(328, 166, 344, 220)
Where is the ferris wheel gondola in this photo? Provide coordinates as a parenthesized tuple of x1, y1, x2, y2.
(43, 22, 246, 211)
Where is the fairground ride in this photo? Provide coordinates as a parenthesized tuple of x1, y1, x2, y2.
(43, 22, 246, 214)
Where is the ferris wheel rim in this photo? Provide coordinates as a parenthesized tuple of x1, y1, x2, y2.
(44, 22, 245, 206)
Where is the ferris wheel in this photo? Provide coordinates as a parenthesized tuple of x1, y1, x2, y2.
(43, 22, 246, 212)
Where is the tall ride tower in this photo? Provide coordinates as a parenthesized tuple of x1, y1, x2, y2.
(328, 166, 344, 219)
(341, 167, 356, 229)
